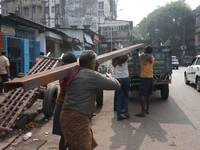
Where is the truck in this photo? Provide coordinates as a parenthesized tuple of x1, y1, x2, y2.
(128, 45, 172, 99)
(96, 42, 172, 105)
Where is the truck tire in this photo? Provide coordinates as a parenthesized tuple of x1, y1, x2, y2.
(196, 77, 200, 92)
(43, 83, 58, 117)
(96, 90, 103, 106)
(160, 84, 169, 99)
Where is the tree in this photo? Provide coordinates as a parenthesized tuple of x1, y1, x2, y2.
(134, 0, 195, 56)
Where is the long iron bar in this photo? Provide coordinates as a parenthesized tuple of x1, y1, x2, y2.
(4, 44, 144, 92)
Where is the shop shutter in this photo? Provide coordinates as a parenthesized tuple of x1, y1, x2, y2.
(21, 39, 29, 73)
(34, 41, 40, 61)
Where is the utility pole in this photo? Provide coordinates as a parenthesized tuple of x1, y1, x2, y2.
(183, 26, 185, 55)
(110, 26, 112, 52)
(20, 0, 22, 17)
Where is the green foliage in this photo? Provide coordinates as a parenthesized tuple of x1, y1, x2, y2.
(133, 0, 195, 56)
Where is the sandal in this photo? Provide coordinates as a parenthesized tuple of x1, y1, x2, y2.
(125, 114, 130, 118)
(135, 112, 145, 117)
(145, 110, 150, 114)
(117, 116, 126, 121)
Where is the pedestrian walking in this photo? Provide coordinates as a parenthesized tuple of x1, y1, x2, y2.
(135, 45, 155, 117)
(60, 50, 120, 149)
(0, 51, 10, 95)
(111, 47, 131, 121)
(52, 52, 77, 150)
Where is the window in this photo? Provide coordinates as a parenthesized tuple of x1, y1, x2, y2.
(113, 26, 119, 31)
(24, 7, 29, 16)
(196, 16, 200, 27)
(33, 6, 36, 13)
(51, 6, 55, 13)
(2, 9, 8, 14)
(98, 10, 104, 16)
(198, 34, 200, 43)
(196, 58, 200, 65)
(45, 7, 49, 14)
(39, 6, 42, 13)
(99, 2, 104, 9)
(2, 4, 8, 8)
(192, 58, 197, 65)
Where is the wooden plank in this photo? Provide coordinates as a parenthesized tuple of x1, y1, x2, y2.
(21, 140, 47, 150)
(3, 44, 143, 92)
(0, 134, 20, 150)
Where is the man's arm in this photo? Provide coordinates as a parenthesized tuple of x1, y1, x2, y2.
(6, 66, 10, 77)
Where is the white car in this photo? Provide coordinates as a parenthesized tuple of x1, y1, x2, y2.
(172, 58, 179, 69)
(184, 55, 200, 91)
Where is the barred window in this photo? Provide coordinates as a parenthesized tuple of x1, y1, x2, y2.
(99, 2, 104, 9)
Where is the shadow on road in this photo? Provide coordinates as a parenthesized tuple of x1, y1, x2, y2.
(109, 90, 196, 150)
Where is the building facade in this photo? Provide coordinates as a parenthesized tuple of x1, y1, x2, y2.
(98, 20, 133, 54)
(195, 6, 200, 54)
(1, 0, 132, 56)
(0, 13, 81, 76)
(59, 0, 98, 32)
(0, 0, 45, 25)
(98, 0, 117, 23)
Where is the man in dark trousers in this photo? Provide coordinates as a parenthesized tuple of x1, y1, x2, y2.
(112, 47, 131, 121)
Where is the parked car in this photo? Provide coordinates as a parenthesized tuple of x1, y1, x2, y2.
(184, 55, 200, 92)
(172, 57, 179, 69)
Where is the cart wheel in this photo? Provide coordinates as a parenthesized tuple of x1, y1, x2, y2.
(43, 83, 58, 117)
(96, 90, 103, 106)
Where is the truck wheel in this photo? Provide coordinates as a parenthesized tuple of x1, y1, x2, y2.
(43, 83, 58, 117)
(196, 77, 200, 92)
(160, 84, 169, 99)
(96, 90, 103, 106)
(184, 73, 190, 85)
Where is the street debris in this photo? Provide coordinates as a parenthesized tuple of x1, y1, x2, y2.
(22, 132, 32, 141)
(25, 122, 38, 128)
(45, 132, 48, 136)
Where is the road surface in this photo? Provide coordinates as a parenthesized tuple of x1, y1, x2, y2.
(1, 67, 200, 150)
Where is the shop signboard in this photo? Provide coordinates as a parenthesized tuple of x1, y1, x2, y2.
(93, 34, 99, 44)
(1, 25, 15, 36)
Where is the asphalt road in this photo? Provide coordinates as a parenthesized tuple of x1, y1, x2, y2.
(1, 67, 200, 150)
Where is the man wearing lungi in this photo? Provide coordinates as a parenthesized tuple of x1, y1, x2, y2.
(60, 50, 121, 149)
